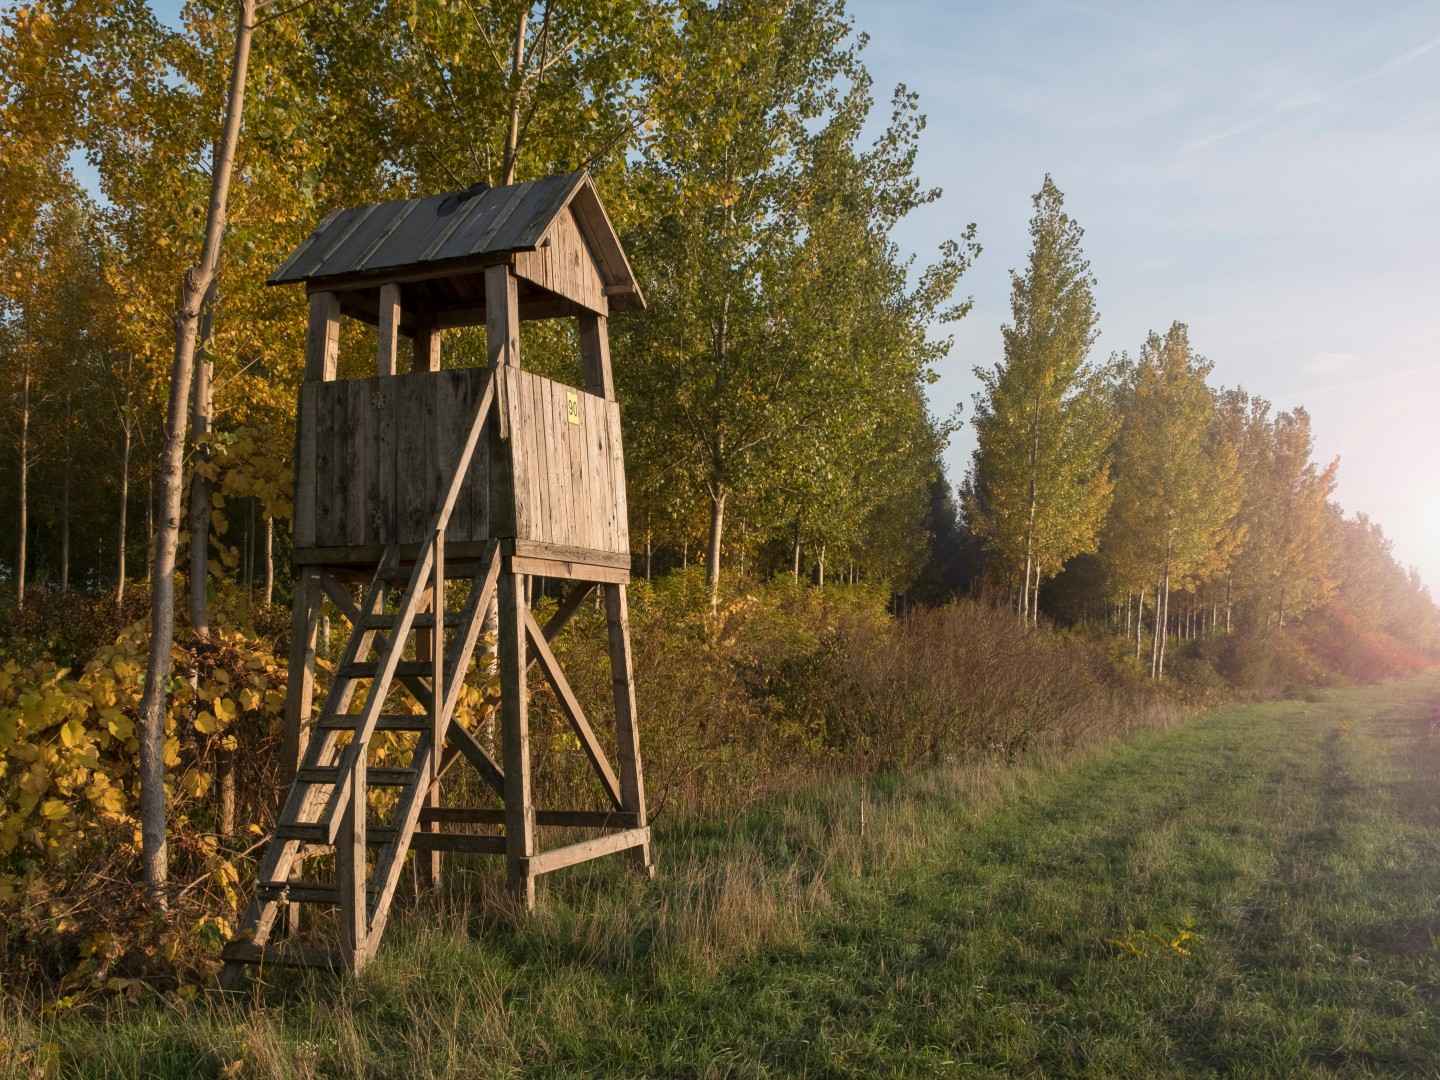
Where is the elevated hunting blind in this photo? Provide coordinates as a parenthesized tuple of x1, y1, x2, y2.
(222, 171, 652, 983)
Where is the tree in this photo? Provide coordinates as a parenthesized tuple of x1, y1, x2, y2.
(619, 3, 974, 604)
(133, 0, 256, 901)
(966, 177, 1112, 626)
(1105, 324, 1240, 677)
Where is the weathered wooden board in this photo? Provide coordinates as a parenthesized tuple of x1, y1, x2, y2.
(514, 206, 607, 315)
(294, 367, 627, 558)
(501, 367, 628, 555)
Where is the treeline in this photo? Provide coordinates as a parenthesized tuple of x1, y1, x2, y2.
(956, 179, 1439, 671)
(1, 0, 1434, 668)
(0, 0, 972, 615)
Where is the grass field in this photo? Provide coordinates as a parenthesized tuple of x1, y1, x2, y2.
(8, 671, 1440, 1078)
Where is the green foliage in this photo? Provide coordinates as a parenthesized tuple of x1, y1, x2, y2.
(968, 175, 1113, 605)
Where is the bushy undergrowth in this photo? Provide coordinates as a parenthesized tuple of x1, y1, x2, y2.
(0, 570, 1429, 1004)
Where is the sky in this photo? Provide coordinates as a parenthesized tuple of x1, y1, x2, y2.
(846, 0, 1440, 589)
(122, 0, 1440, 588)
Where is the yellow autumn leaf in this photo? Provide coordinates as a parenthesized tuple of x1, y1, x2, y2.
(194, 711, 223, 735)
(214, 697, 237, 722)
(40, 799, 69, 820)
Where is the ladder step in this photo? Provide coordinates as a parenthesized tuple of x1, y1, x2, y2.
(410, 832, 507, 855)
(274, 823, 328, 843)
(255, 880, 341, 904)
(317, 713, 430, 733)
(222, 940, 344, 971)
(380, 561, 486, 582)
(337, 660, 435, 680)
(296, 767, 419, 786)
(363, 612, 464, 629)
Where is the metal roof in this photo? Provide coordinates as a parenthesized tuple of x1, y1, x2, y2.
(268, 172, 641, 310)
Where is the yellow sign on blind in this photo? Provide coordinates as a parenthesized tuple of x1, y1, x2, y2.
(566, 389, 581, 425)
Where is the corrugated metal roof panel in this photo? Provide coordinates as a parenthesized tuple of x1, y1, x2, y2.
(267, 171, 643, 310)
(268, 173, 586, 286)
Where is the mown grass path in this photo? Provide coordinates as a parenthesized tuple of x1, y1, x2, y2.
(23, 672, 1440, 1078)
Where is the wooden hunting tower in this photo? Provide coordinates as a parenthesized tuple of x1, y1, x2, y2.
(222, 171, 651, 981)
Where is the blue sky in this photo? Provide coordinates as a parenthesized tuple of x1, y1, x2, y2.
(129, 0, 1440, 588)
(848, 0, 1440, 589)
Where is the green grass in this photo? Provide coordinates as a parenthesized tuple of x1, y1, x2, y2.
(8, 672, 1440, 1078)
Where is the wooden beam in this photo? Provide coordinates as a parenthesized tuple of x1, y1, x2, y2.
(541, 581, 594, 642)
(443, 721, 506, 796)
(499, 570, 535, 908)
(578, 313, 614, 400)
(605, 583, 653, 876)
(376, 282, 401, 376)
(525, 826, 650, 877)
(508, 555, 629, 584)
(409, 832, 506, 855)
(336, 748, 368, 971)
(422, 807, 640, 829)
(281, 569, 320, 785)
(412, 323, 442, 372)
(304, 291, 340, 382)
(524, 608, 623, 810)
(484, 264, 520, 369)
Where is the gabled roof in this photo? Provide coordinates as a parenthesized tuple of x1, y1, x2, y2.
(268, 171, 644, 311)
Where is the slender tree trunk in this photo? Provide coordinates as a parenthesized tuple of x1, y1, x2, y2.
(188, 296, 216, 639)
(61, 392, 72, 594)
(1135, 588, 1145, 662)
(1225, 573, 1233, 635)
(817, 543, 826, 589)
(137, 0, 255, 903)
(117, 423, 131, 608)
(792, 520, 801, 582)
(644, 523, 652, 581)
(705, 486, 725, 608)
(501, 8, 527, 185)
(145, 462, 154, 586)
(16, 366, 29, 610)
(1150, 569, 1164, 678)
(1157, 566, 1172, 679)
(263, 513, 273, 605)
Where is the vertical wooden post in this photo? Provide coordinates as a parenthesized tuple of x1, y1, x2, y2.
(304, 290, 340, 381)
(581, 311, 652, 876)
(578, 313, 614, 399)
(426, 535, 446, 889)
(485, 265, 520, 369)
(604, 582, 652, 876)
(499, 568, 535, 908)
(411, 583, 442, 890)
(281, 571, 319, 786)
(413, 323, 442, 372)
(376, 283, 401, 377)
(337, 749, 368, 971)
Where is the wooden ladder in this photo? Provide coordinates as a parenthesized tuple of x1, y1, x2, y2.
(221, 374, 498, 984)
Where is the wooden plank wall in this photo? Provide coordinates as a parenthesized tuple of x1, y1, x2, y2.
(513, 207, 607, 315)
(502, 367, 629, 556)
(295, 367, 627, 557)
(298, 370, 492, 549)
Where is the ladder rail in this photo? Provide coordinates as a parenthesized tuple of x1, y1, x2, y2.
(315, 373, 496, 841)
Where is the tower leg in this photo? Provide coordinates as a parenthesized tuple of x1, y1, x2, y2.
(604, 583, 653, 877)
(415, 584, 442, 890)
(281, 568, 320, 933)
(337, 753, 368, 972)
(499, 569, 536, 909)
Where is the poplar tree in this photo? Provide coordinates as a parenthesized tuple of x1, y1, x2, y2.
(1106, 324, 1240, 677)
(967, 176, 1112, 624)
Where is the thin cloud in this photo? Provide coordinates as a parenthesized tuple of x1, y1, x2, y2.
(1181, 31, 1440, 154)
